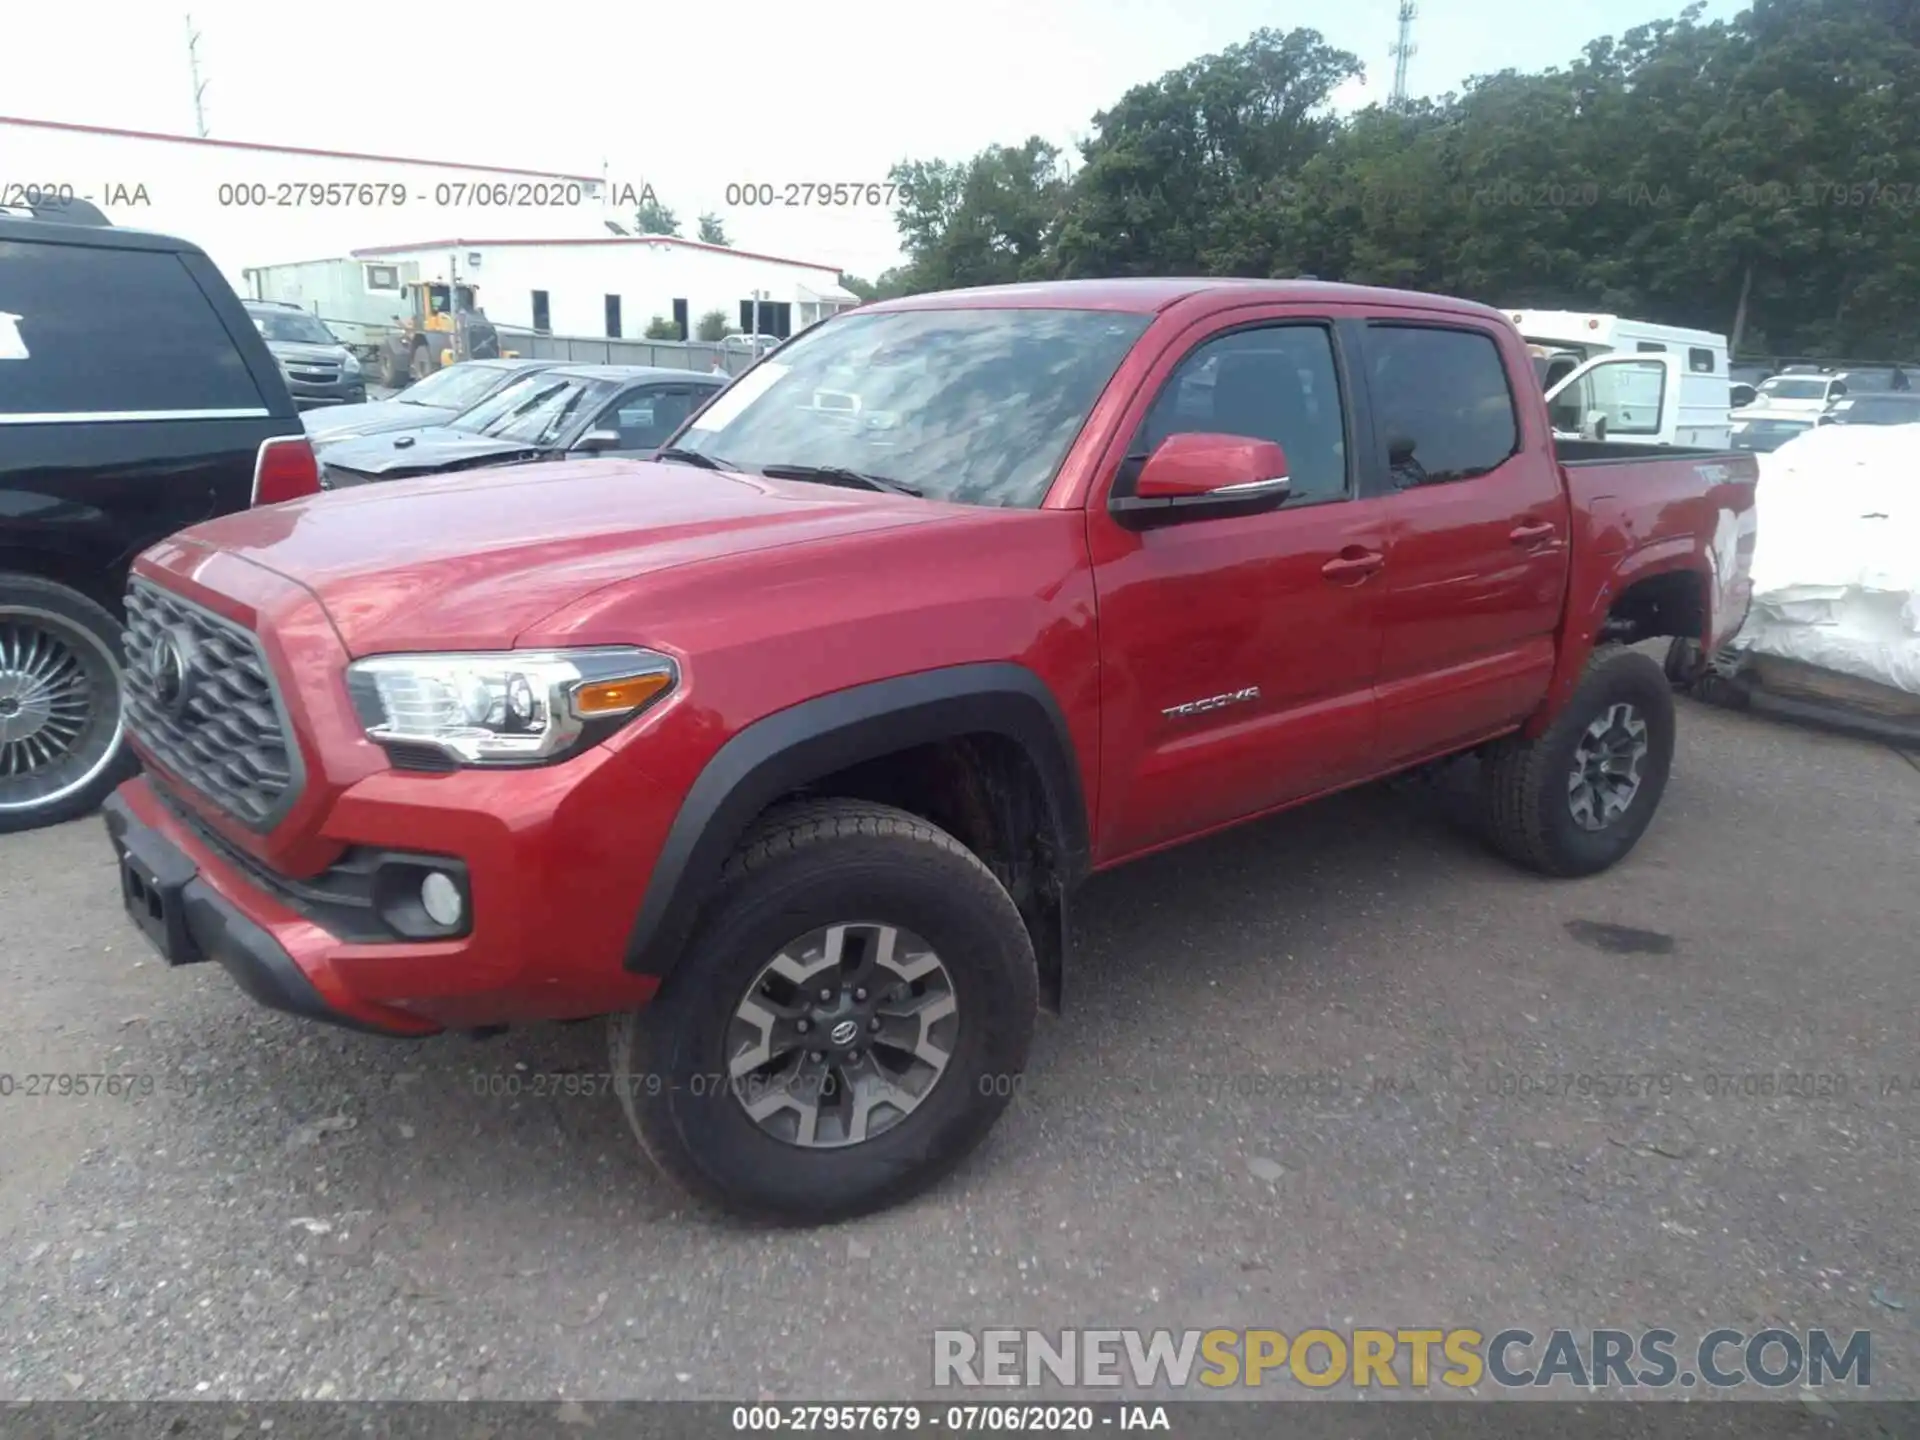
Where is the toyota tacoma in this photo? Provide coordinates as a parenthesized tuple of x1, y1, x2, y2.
(101, 278, 1758, 1222)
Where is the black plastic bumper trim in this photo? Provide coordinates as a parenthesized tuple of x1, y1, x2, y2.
(102, 791, 418, 1038)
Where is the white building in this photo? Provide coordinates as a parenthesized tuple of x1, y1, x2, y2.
(348, 236, 860, 341)
(0, 114, 611, 289)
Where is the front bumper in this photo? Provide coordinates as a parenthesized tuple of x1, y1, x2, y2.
(288, 379, 368, 409)
(102, 789, 422, 1036)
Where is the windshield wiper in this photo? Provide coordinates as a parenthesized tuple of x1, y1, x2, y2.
(655, 446, 726, 470)
(756, 463, 922, 497)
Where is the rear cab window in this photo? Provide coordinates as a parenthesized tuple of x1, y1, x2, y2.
(1363, 325, 1520, 487)
(0, 239, 267, 419)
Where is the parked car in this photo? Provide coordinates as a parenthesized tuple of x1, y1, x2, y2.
(243, 301, 367, 409)
(303, 358, 560, 445)
(1729, 362, 1775, 389)
(1731, 413, 1817, 451)
(1747, 371, 1846, 415)
(722, 332, 785, 359)
(100, 277, 1757, 1222)
(0, 206, 321, 834)
(1820, 393, 1920, 427)
(315, 365, 727, 488)
(1830, 366, 1912, 394)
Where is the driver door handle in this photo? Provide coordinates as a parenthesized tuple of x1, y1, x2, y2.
(1321, 547, 1386, 582)
(1510, 520, 1557, 545)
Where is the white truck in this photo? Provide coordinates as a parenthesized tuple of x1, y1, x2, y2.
(241, 256, 427, 360)
(1508, 310, 1733, 448)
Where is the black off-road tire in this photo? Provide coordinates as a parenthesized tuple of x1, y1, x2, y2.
(1479, 644, 1676, 878)
(0, 574, 139, 835)
(409, 342, 434, 381)
(610, 799, 1039, 1224)
(380, 346, 407, 389)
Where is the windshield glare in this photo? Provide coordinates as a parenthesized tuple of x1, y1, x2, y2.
(403, 363, 519, 410)
(251, 309, 337, 345)
(671, 308, 1154, 507)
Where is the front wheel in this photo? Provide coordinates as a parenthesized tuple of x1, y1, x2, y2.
(1479, 644, 1676, 877)
(0, 575, 138, 834)
(409, 343, 434, 381)
(611, 799, 1038, 1223)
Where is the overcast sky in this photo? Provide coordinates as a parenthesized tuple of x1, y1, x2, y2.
(11, 0, 1744, 280)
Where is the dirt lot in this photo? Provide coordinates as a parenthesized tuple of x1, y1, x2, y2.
(1, 696, 1915, 1401)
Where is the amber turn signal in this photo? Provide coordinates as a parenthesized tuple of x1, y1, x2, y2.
(571, 670, 675, 717)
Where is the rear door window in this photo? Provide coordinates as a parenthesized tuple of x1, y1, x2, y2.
(1364, 325, 1520, 487)
(0, 240, 265, 417)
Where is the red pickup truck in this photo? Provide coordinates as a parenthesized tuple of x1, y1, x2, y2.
(102, 278, 1758, 1222)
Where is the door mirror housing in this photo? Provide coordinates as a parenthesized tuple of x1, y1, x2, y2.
(1112, 432, 1292, 529)
(1729, 383, 1758, 408)
(1579, 411, 1610, 442)
(573, 429, 624, 453)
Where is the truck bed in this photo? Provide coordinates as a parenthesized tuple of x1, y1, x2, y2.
(1556, 441, 1760, 656)
(1553, 438, 1743, 465)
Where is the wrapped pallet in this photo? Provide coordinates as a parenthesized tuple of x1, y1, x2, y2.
(1726, 423, 1920, 722)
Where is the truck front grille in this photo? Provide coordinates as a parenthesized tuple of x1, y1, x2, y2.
(123, 580, 302, 831)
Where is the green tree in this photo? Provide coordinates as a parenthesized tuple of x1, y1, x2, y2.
(698, 213, 729, 245)
(635, 197, 681, 236)
(643, 315, 680, 340)
(838, 272, 878, 301)
(1055, 28, 1363, 277)
(695, 309, 731, 342)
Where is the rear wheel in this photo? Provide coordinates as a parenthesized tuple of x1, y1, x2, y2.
(610, 799, 1038, 1223)
(0, 575, 137, 835)
(1479, 644, 1676, 877)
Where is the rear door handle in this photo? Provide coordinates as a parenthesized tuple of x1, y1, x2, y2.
(1322, 548, 1385, 582)
(1510, 520, 1557, 544)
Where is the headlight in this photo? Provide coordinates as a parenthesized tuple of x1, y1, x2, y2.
(345, 647, 677, 766)
(341, 352, 362, 376)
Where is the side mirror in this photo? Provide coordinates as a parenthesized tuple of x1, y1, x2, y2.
(1112, 432, 1291, 530)
(1580, 411, 1610, 442)
(573, 429, 623, 453)
(1730, 383, 1757, 408)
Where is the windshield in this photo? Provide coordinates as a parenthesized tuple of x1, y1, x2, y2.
(1841, 396, 1920, 421)
(1758, 377, 1828, 400)
(669, 307, 1154, 507)
(469, 374, 613, 446)
(401, 362, 522, 411)
(250, 309, 337, 345)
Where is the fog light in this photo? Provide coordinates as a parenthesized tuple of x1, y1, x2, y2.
(420, 871, 464, 928)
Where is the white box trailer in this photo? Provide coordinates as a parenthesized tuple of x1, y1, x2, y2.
(1507, 309, 1733, 448)
(241, 256, 425, 355)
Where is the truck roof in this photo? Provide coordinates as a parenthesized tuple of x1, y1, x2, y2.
(864, 277, 1514, 322)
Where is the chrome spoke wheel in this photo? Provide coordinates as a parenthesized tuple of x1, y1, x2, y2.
(0, 609, 121, 815)
(1567, 701, 1648, 832)
(727, 922, 958, 1150)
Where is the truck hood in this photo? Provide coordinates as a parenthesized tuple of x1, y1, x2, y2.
(171, 459, 943, 654)
(304, 399, 457, 442)
(317, 424, 546, 478)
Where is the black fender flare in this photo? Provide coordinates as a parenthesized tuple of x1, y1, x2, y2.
(622, 662, 1090, 982)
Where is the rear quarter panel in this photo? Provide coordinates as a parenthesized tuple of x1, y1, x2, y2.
(1527, 448, 1759, 736)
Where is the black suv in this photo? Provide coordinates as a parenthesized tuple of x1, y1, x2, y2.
(0, 201, 322, 834)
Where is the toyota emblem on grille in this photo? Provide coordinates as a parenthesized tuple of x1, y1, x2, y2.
(830, 1019, 860, 1046)
(146, 628, 194, 716)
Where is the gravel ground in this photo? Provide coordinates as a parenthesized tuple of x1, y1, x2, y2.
(1, 695, 1915, 1402)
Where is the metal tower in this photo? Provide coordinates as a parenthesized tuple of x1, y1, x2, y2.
(1389, 1, 1418, 108)
(186, 14, 210, 137)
